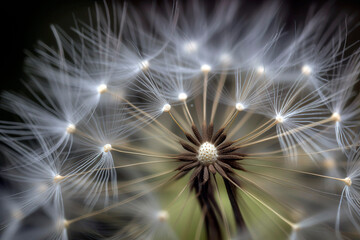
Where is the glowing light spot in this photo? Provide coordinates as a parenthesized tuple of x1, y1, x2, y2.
(178, 92, 188, 101)
(257, 66, 265, 74)
(292, 223, 300, 231)
(275, 115, 285, 123)
(323, 158, 335, 169)
(184, 41, 198, 53)
(66, 124, 76, 134)
(11, 209, 23, 220)
(103, 144, 112, 153)
(331, 112, 341, 122)
(140, 60, 150, 70)
(220, 53, 231, 63)
(63, 219, 69, 228)
(235, 103, 245, 111)
(197, 142, 218, 164)
(344, 177, 352, 186)
(54, 174, 64, 183)
(201, 64, 211, 73)
(162, 104, 171, 113)
(97, 84, 107, 94)
(156, 210, 169, 222)
(301, 65, 312, 75)
(37, 183, 48, 193)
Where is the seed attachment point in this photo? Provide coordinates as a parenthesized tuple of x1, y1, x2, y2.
(140, 60, 150, 70)
(301, 65, 312, 75)
(184, 41, 198, 53)
(257, 66, 265, 74)
(103, 144, 112, 153)
(344, 177, 352, 186)
(156, 210, 169, 222)
(97, 84, 108, 94)
(178, 92, 188, 101)
(275, 115, 285, 123)
(66, 124, 76, 134)
(331, 112, 341, 122)
(201, 64, 211, 73)
(235, 103, 245, 111)
(162, 104, 171, 112)
(54, 174, 64, 183)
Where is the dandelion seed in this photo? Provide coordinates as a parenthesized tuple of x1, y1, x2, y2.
(66, 124, 76, 134)
(162, 104, 171, 112)
(301, 65, 312, 75)
(275, 114, 285, 123)
(201, 64, 211, 73)
(97, 84, 108, 94)
(178, 92, 188, 101)
(140, 60, 150, 70)
(184, 41, 198, 53)
(331, 112, 341, 122)
(156, 210, 169, 222)
(235, 103, 245, 111)
(103, 144, 112, 153)
(256, 65, 265, 74)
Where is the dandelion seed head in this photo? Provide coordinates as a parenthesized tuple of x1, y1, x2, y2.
(200, 64, 211, 73)
(97, 84, 108, 94)
(197, 142, 218, 165)
(103, 144, 112, 153)
(235, 102, 245, 111)
(156, 210, 169, 222)
(66, 124, 76, 134)
(178, 92, 188, 101)
(162, 104, 171, 112)
(301, 65, 312, 75)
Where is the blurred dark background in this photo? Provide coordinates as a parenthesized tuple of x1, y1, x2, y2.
(1, 0, 360, 113)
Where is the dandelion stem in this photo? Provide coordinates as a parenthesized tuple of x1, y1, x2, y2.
(116, 170, 174, 190)
(168, 111, 187, 133)
(238, 116, 335, 148)
(203, 72, 209, 125)
(227, 111, 253, 139)
(195, 206, 206, 240)
(213, 177, 231, 238)
(165, 182, 189, 211)
(224, 175, 296, 228)
(240, 162, 350, 185)
(183, 100, 194, 124)
(210, 69, 228, 124)
(120, 144, 178, 157)
(233, 119, 275, 143)
(224, 110, 240, 132)
(111, 146, 178, 159)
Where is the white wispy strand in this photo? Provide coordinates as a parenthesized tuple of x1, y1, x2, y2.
(336, 146, 360, 234)
(262, 78, 329, 161)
